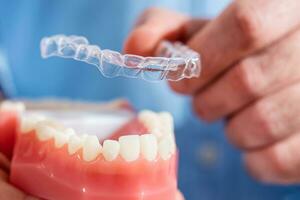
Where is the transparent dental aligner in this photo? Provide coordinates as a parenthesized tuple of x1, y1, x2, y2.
(40, 34, 201, 81)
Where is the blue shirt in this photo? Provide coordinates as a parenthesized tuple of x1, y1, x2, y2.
(0, 0, 299, 199)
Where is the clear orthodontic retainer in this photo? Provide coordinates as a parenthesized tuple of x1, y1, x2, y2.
(40, 35, 201, 82)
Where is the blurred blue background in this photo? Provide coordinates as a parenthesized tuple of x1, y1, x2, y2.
(0, 0, 299, 199)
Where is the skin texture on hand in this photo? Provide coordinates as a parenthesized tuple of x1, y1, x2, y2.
(0, 153, 38, 200)
(124, 0, 300, 185)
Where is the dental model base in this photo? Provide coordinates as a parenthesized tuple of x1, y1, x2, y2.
(40, 35, 201, 81)
(0, 101, 178, 200)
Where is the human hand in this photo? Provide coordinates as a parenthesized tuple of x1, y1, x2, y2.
(124, 0, 300, 184)
(0, 153, 38, 200)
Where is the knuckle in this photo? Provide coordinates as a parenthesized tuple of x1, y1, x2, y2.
(233, 59, 263, 97)
(225, 121, 243, 148)
(226, 119, 255, 150)
(252, 102, 276, 140)
(234, 2, 264, 49)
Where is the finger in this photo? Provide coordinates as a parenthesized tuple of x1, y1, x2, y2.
(124, 7, 188, 56)
(0, 153, 10, 173)
(0, 169, 8, 181)
(124, 7, 207, 56)
(244, 132, 300, 184)
(182, 19, 209, 42)
(170, 0, 300, 94)
(176, 191, 185, 200)
(226, 82, 300, 149)
(193, 28, 300, 121)
(0, 181, 38, 200)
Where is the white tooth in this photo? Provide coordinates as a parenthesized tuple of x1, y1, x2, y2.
(159, 112, 174, 133)
(64, 128, 76, 136)
(151, 127, 163, 138)
(102, 140, 120, 161)
(53, 129, 74, 148)
(0, 101, 25, 113)
(139, 110, 162, 137)
(158, 137, 173, 160)
(139, 111, 158, 126)
(68, 135, 84, 155)
(82, 135, 102, 162)
(165, 134, 176, 154)
(54, 132, 68, 148)
(35, 121, 57, 141)
(20, 115, 46, 133)
(140, 134, 158, 161)
(43, 120, 66, 131)
(119, 135, 140, 162)
(80, 134, 88, 140)
(139, 110, 156, 120)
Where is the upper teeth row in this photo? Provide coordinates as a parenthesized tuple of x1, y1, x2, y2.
(138, 110, 174, 137)
(0, 101, 25, 113)
(138, 110, 175, 151)
(20, 113, 176, 162)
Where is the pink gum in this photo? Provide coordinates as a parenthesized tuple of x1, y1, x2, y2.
(11, 132, 178, 200)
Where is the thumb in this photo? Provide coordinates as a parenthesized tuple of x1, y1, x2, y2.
(124, 7, 188, 56)
(124, 7, 208, 56)
(176, 191, 185, 200)
(0, 181, 39, 200)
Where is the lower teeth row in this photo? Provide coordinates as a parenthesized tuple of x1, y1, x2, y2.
(20, 114, 175, 162)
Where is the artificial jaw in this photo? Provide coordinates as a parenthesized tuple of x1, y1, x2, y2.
(1, 101, 178, 200)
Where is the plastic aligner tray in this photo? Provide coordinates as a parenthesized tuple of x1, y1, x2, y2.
(40, 35, 201, 82)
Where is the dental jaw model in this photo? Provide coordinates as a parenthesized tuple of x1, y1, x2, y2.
(0, 101, 178, 200)
(0, 35, 198, 199)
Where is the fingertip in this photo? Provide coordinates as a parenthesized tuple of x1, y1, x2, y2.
(243, 152, 269, 182)
(191, 95, 216, 122)
(176, 191, 185, 200)
(168, 81, 189, 94)
(123, 25, 160, 56)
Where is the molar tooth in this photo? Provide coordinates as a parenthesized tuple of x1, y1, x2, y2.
(102, 140, 120, 161)
(82, 135, 102, 162)
(54, 133, 68, 148)
(140, 134, 158, 161)
(151, 127, 163, 138)
(0, 101, 25, 113)
(158, 137, 173, 160)
(165, 134, 176, 154)
(44, 120, 66, 131)
(35, 121, 57, 141)
(80, 134, 88, 140)
(68, 135, 83, 155)
(20, 115, 46, 133)
(64, 128, 76, 136)
(139, 110, 157, 124)
(119, 135, 140, 162)
(139, 110, 162, 137)
(159, 112, 174, 133)
(53, 128, 74, 148)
